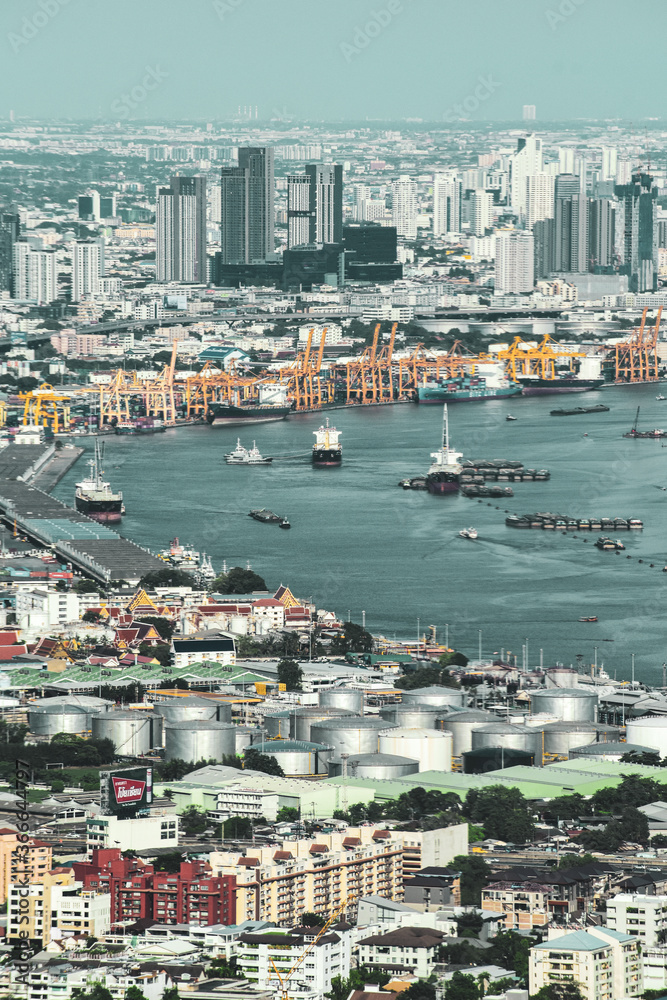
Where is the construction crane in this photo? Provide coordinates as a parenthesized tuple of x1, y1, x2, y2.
(270, 898, 352, 1000)
(614, 307, 662, 383)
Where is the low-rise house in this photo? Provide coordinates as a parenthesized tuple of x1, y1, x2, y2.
(357, 926, 445, 978)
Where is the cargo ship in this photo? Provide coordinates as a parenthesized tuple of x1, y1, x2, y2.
(312, 419, 342, 466)
(416, 364, 522, 403)
(427, 404, 463, 495)
(518, 356, 604, 395)
(75, 441, 124, 523)
(207, 384, 291, 426)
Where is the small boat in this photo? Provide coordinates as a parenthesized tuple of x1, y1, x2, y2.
(506, 415, 517, 422)
(279, 518, 291, 530)
(249, 509, 284, 524)
(459, 527, 478, 539)
(225, 439, 273, 465)
(658, 395, 666, 400)
(595, 535, 625, 551)
(578, 616, 598, 622)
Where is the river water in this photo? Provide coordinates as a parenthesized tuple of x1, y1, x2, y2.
(56, 384, 667, 684)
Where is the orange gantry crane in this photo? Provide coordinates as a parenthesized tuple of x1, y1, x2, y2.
(395, 339, 477, 398)
(20, 383, 71, 432)
(344, 322, 398, 403)
(614, 307, 662, 383)
(277, 328, 332, 411)
(497, 333, 585, 382)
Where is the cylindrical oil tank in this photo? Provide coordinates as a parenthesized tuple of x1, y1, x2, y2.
(154, 696, 221, 725)
(379, 703, 441, 730)
(400, 686, 467, 709)
(328, 753, 420, 779)
(234, 726, 263, 754)
(214, 702, 233, 723)
(436, 709, 495, 755)
(528, 688, 598, 723)
(31, 694, 112, 712)
(319, 689, 364, 714)
(310, 717, 396, 756)
(250, 740, 332, 776)
(523, 713, 560, 728)
(164, 721, 237, 762)
(92, 711, 163, 755)
(596, 725, 622, 743)
(544, 667, 581, 689)
(472, 723, 543, 761)
(290, 707, 357, 743)
(542, 721, 601, 756)
(626, 717, 667, 755)
(462, 747, 535, 773)
(28, 703, 91, 736)
(570, 742, 654, 762)
(264, 711, 291, 739)
(379, 728, 452, 772)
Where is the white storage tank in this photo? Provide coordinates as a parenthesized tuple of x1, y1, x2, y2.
(528, 688, 598, 723)
(328, 753, 420, 779)
(234, 726, 263, 754)
(380, 704, 441, 729)
(378, 727, 453, 772)
(569, 742, 654, 762)
(471, 723, 543, 762)
(29, 703, 91, 736)
(400, 686, 467, 709)
(290, 707, 358, 742)
(626, 716, 667, 756)
(436, 709, 495, 755)
(249, 739, 332, 776)
(154, 696, 223, 724)
(165, 721, 237, 762)
(319, 689, 364, 714)
(92, 711, 163, 755)
(310, 717, 396, 756)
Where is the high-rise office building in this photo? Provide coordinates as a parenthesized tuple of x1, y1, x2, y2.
(588, 198, 616, 271)
(155, 175, 207, 283)
(468, 190, 493, 236)
(99, 194, 117, 219)
(72, 239, 105, 301)
(509, 135, 543, 217)
(78, 191, 101, 222)
(220, 147, 275, 264)
(495, 232, 535, 294)
(553, 174, 589, 273)
(526, 174, 555, 228)
(523, 105, 536, 121)
(0, 212, 19, 294)
(533, 218, 555, 279)
(287, 164, 343, 248)
(616, 172, 658, 293)
(433, 176, 461, 235)
(12, 242, 57, 303)
(392, 176, 417, 239)
(287, 173, 311, 248)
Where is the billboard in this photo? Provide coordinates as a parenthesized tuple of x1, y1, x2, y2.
(100, 766, 152, 817)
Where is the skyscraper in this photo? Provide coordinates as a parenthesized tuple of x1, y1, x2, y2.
(287, 173, 311, 248)
(468, 190, 493, 236)
(72, 239, 105, 301)
(392, 176, 417, 239)
(0, 212, 19, 294)
(12, 242, 57, 303)
(588, 198, 616, 271)
(523, 105, 536, 121)
(509, 135, 543, 217)
(526, 174, 555, 228)
(220, 147, 275, 263)
(433, 176, 461, 235)
(495, 232, 535, 294)
(287, 164, 343, 248)
(156, 175, 207, 283)
(553, 174, 589, 273)
(615, 172, 658, 293)
(600, 147, 618, 182)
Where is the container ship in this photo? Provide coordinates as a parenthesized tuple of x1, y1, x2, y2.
(427, 404, 463, 495)
(416, 364, 522, 403)
(207, 385, 291, 426)
(312, 419, 342, 466)
(75, 441, 124, 523)
(518, 357, 604, 395)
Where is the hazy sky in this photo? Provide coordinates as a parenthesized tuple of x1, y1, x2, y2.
(1, 0, 664, 122)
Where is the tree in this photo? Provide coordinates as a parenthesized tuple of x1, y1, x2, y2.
(300, 911, 326, 926)
(487, 930, 534, 984)
(243, 747, 285, 776)
(396, 665, 464, 690)
(140, 567, 195, 589)
(213, 566, 267, 594)
(50, 779, 65, 793)
(152, 852, 184, 873)
(74, 578, 101, 594)
(453, 854, 491, 906)
(276, 806, 299, 822)
(557, 853, 595, 869)
(72, 987, 114, 1000)
(125, 988, 147, 1000)
(138, 642, 171, 666)
(532, 984, 585, 1000)
(444, 972, 478, 1000)
(82, 610, 102, 623)
(402, 983, 437, 1000)
(223, 815, 253, 839)
(463, 786, 535, 843)
(277, 658, 303, 691)
(330, 622, 374, 655)
(161, 990, 180, 1000)
(179, 805, 208, 836)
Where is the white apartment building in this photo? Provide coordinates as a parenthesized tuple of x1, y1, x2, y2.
(606, 893, 667, 945)
(50, 884, 110, 941)
(495, 231, 534, 294)
(468, 189, 493, 237)
(72, 239, 105, 301)
(12, 243, 58, 304)
(86, 812, 179, 852)
(526, 173, 555, 228)
(509, 134, 543, 217)
(15, 587, 80, 629)
(237, 924, 351, 1000)
(9, 965, 172, 1000)
(433, 175, 461, 235)
(392, 176, 417, 239)
(642, 946, 667, 992)
(530, 927, 642, 1000)
(358, 925, 443, 979)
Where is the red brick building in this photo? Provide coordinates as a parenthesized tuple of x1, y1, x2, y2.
(73, 849, 236, 927)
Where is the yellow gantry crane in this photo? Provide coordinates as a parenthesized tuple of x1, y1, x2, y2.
(614, 306, 662, 383)
(497, 333, 585, 382)
(20, 383, 71, 432)
(270, 898, 352, 1000)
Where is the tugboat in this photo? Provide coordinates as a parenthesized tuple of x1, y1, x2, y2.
(506, 414, 517, 421)
(312, 419, 342, 466)
(427, 404, 463, 495)
(75, 441, 124, 523)
(159, 537, 200, 568)
(578, 616, 598, 622)
(225, 439, 273, 465)
(459, 527, 478, 539)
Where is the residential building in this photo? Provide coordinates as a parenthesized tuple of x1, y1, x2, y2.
(481, 880, 553, 930)
(433, 175, 461, 235)
(287, 164, 343, 248)
(403, 868, 461, 910)
(526, 173, 555, 228)
(529, 927, 642, 1000)
(469, 189, 494, 236)
(287, 173, 311, 248)
(0, 829, 52, 904)
(606, 893, 667, 945)
(86, 811, 178, 852)
(589, 197, 616, 270)
(73, 849, 236, 927)
(156, 175, 207, 283)
(616, 171, 658, 292)
(0, 211, 19, 294)
(72, 239, 105, 301)
(601, 147, 618, 182)
(78, 190, 101, 221)
(357, 926, 445, 978)
(8, 869, 73, 947)
(392, 176, 417, 239)
(220, 147, 275, 264)
(50, 882, 111, 942)
(12, 242, 58, 303)
(533, 218, 555, 279)
(15, 587, 80, 629)
(642, 946, 667, 992)
(50, 332, 107, 356)
(523, 105, 536, 121)
(509, 134, 543, 217)
(237, 924, 351, 999)
(171, 629, 236, 669)
(495, 232, 534, 294)
(554, 174, 589, 273)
